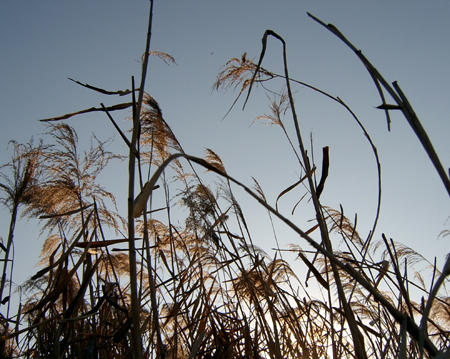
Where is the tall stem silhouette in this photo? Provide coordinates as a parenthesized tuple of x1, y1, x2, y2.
(127, 2, 154, 358)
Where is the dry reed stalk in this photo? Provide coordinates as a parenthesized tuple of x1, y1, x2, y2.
(247, 29, 368, 359)
(127, 74, 143, 359)
(126, 2, 154, 357)
(141, 142, 440, 356)
(2, 6, 450, 359)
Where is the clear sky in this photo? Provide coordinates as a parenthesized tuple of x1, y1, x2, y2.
(1, 1, 450, 300)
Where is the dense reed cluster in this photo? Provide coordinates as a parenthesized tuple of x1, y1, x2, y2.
(0, 4, 449, 358)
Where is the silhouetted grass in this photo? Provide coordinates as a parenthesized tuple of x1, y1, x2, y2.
(0, 3, 449, 359)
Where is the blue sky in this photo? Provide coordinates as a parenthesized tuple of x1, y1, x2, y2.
(1, 1, 450, 300)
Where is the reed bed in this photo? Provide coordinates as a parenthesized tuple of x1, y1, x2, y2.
(0, 3, 449, 358)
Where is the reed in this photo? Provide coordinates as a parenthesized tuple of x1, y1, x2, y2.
(0, 5, 449, 359)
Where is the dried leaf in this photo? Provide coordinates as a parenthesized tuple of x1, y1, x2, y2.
(39, 103, 133, 122)
(74, 238, 143, 249)
(276, 169, 315, 211)
(376, 104, 404, 110)
(39, 203, 93, 219)
(68, 77, 137, 96)
(297, 251, 329, 290)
